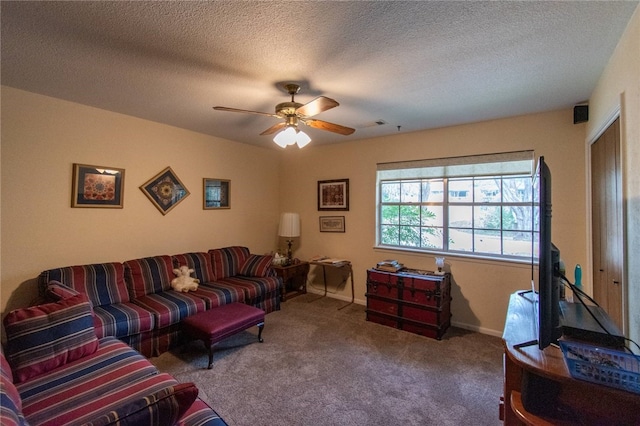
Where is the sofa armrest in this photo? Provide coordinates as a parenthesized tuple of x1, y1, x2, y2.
(85, 382, 199, 426)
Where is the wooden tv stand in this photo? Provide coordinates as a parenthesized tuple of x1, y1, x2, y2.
(501, 292, 640, 425)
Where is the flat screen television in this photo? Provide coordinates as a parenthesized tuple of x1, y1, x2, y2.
(534, 156, 563, 350)
(517, 156, 562, 350)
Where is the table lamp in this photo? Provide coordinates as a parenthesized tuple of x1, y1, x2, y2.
(278, 212, 300, 264)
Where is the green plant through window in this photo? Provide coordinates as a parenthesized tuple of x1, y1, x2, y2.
(378, 175, 537, 259)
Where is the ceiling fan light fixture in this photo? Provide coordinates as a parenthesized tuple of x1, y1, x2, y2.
(295, 130, 311, 148)
(273, 126, 311, 148)
(273, 126, 296, 147)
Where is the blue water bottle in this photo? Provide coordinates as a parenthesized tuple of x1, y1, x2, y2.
(574, 264, 582, 289)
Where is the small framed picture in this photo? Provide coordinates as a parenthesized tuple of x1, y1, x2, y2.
(318, 178, 349, 211)
(72, 163, 125, 208)
(319, 216, 346, 233)
(203, 178, 230, 209)
(140, 167, 190, 215)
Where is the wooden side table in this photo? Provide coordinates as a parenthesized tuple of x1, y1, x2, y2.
(272, 261, 310, 301)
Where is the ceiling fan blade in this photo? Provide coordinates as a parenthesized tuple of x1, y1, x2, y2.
(213, 106, 278, 118)
(260, 122, 287, 135)
(295, 96, 339, 117)
(302, 119, 355, 135)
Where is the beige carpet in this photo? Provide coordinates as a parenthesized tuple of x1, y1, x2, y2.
(152, 295, 504, 426)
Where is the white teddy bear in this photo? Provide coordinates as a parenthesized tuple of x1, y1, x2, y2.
(171, 265, 200, 292)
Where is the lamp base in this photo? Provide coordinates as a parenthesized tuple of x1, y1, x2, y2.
(286, 240, 293, 265)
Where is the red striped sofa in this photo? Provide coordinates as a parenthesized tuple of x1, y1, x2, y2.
(0, 246, 282, 425)
(38, 246, 282, 357)
(1, 295, 226, 425)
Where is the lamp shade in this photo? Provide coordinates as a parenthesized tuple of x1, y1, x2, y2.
(278, 212, 300, 238)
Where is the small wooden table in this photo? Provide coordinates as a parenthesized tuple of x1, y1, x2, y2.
(272, 261, 310, 301)
(309, 259, 355, 310)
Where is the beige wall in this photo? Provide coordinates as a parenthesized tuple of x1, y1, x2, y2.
(587, 5, 640, 344)
(0, 87, 282, 316)
(280, 110, 587, 335)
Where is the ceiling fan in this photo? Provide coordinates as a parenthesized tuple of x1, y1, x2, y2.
(213, 83, 355, 148)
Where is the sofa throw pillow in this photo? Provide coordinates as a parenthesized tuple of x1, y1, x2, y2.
(239, 254, 274, 278)
(209, 246, 250, 279)
(46, 280, 83, 302)
(172, 252, 216, 284)
(3, 293, 99, 383)
(86, 382, 198, 426)
(38, 262, 130, 307)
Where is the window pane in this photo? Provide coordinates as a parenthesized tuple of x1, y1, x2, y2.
(421, 227, 444, 249)
(449, 179, 473, 202)
(474, 230, 501, 254)
(503, 205, 532, 231)
(422, 179, 444, 202)
(449, 228, 472, 252)
(475, 178, 501, 202)
(503, 231, 533, 257)
(381, 182, 400, 203)
(449, 205, 472, 228)
(399, 226, 420, 247)
(421, 206, 443, 226)
(475, 205, 501, 230)
(381, 205, 400, 224)
(400, 181, 421, 203)
(400, 205, 420, 225)
(381, 225, 399, 245)
(503, 176, 531, 203)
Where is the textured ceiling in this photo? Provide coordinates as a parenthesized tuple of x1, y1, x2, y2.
(1, 1, 638, 149)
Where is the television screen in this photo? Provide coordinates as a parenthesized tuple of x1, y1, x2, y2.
(534, 156, 562, 350)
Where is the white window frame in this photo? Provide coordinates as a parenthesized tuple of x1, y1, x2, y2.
(375, 151, 535, 261)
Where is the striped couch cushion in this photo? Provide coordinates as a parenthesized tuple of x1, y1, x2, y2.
(3, 294, 99, 383)
(124, 255, 175, 298)
(46, 281, 155, 340)
(195, 283, 245, 309)
(215, 276, 281, 302)
(209, 247, 250, 280)
(93, 303, 155, 339)
(133, 292, 207, 329)
(39, 262, 129, 307)
(238, 254, 274, 278)
(178, 399, 228, 426)
(17, 337, 159, 426)
(173, 252, 217, 284)
(1, 351, 28, 426)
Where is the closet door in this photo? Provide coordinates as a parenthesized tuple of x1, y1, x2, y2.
(591, 117, 623, 330)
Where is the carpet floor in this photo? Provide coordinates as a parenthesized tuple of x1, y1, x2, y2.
(152, 294, 504, 426)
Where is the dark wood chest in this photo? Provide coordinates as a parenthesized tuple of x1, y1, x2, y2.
(366, 269, 451, 340)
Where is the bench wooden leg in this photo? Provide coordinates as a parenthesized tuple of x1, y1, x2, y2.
(207, 342, 215, 369)
(257, 322, 265, 343)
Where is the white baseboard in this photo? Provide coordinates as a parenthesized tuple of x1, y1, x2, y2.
(450, 321, 502, 337)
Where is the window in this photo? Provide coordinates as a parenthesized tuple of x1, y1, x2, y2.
(376, 151, 535, 260)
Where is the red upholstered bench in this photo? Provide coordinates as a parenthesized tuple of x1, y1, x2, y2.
(182, 302, 265, 369)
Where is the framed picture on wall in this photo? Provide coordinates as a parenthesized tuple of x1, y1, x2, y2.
(319, 216, 345, 233)
(318, 178, 349, 211)
(71, 163, 125, 208)
(140, 167, 190, 215)
(203, 178, 230, 209)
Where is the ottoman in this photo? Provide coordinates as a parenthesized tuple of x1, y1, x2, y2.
(182, 302, 265, 369)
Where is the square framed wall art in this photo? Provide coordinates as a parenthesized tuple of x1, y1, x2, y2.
(72, 163, 125, 208)
(140, 167, 190, 215)
(318, 178, 349, 211)
(203, 178, 230, 209)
